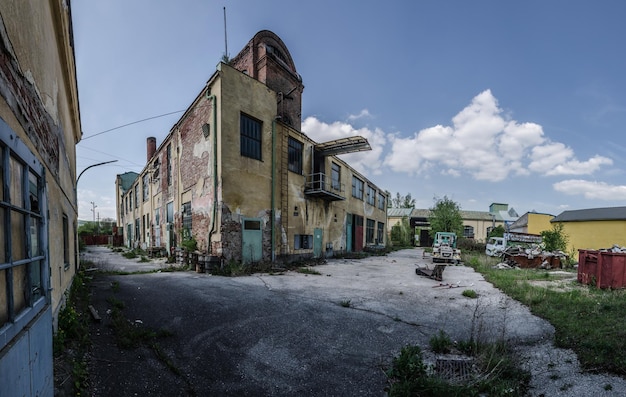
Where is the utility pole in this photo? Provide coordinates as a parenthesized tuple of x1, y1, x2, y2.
(90, 201, 97, 224)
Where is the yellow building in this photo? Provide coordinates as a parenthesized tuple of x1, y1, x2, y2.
(509, 211, 554, 235)
(551, 206, 626, 253)
(116, 31, 388, 263)
(0, 2, 81, 395)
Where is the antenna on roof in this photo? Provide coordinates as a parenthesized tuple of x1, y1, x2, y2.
(222, 6, 229, 62)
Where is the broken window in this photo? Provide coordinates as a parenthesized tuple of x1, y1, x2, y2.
(331, 163, 341, 191)
(377, 222, 385, 244)
(182, 202, 192, 238)
(294, 234, 313, 250)
(0, 121, 47, 350)
(366, 185, 376, 206)
(351, 176, 364, 200)
(288, 137, 303, 174)
(377, 191, 386, 210)
(142, 174, 149, 201)
(166, 144, 172, 186)
(366, 219, 375, 243)
(240, 113, 262, 160)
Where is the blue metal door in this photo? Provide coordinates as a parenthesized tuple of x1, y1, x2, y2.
(242, 218, 263, 264)
(313, 228, 323, 258)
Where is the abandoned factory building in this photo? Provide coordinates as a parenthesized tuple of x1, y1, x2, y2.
(116, 30, 388, 263)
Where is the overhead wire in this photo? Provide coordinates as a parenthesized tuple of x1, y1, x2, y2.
(80, 109, 185, 140)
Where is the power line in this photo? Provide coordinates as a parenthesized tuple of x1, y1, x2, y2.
(81, 110, 185, 140)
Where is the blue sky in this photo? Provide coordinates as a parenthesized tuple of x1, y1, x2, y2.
(73, 1, 626, 221)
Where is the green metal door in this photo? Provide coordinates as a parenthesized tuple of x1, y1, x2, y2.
(242, 218, 263, 264)
(313, 228, 323, 258)
(346, 214, 353, 253)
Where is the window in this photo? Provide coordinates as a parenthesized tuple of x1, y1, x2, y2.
(135, 218, 140, 242)
(134, 186, 139, 208)
(366, 219, 375, 243)
(377, 222, 385, 245)
(63, 214, 69, 269)
(166, 202, 174, 224)
(0, 122, 48, 349)
(182, 202, 192, 238)
(331, 163, 340, 191)
(351, 176, 364, 200)
(377, 191, 386, 210)
(367, 185, 376, 206)
(129, 192, 133, 210)
(294, 234, 313, 250)
(155, 208, 160, 226)
(142, 174, 149, 201)
(463, 225, 475, 238)
(288, 137, 303, 174)
(240, 113, 262, 160)
(166, 144, 172, 186)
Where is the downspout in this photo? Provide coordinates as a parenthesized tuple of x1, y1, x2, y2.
(207, 93, 218, 253)
(271, 119, 276, 262)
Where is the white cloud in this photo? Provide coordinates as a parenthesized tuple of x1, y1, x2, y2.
(347, 109, 372, 121)
(553, 179, 626, 200)
(383, 89, 612, 182)
(302, 117, 386, 176)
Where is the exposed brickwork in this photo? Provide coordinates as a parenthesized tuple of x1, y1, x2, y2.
(0, 34, 60, 174)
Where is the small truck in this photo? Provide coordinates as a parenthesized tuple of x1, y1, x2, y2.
(485, 232, 543, 257)
(415, 232, 461, 281)
(431, 232, 461, 264)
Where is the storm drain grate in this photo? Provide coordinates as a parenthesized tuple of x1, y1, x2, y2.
(434, 357, 475, 383)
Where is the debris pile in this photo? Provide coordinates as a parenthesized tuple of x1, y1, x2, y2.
(598, 244, 626, 253)
(494, 244, 568, 269)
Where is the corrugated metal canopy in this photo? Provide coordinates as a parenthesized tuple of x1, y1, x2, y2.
(314, 136, 371, 156)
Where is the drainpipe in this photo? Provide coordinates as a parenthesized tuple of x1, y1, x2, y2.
(271, 118, 276, 262)
(207, 93, 218, 253)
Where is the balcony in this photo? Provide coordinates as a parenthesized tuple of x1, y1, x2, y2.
(304, 173, 345, 201)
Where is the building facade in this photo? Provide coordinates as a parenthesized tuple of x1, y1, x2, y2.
(116, 31, 388, 263)
(509, 211, 554, 235)
(551, 206, 626, 253)
(0, 2, 81, 395)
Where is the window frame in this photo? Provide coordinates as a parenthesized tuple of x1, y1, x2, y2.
(377, 191, 386, 210)
(463, 225, 475, 239)
(182, 201, 192, 238)
(351, 176, 364, 200)
(0, 119, 49, 352)
(366, 185, 376, 206)
(331, 162, 341, 191)
(366, 219, 375, 244)
(142, 174, 149, 202)
(240, 113, 262, 160)
(377, 222, 385, 245)
(287, 137, 303, 174)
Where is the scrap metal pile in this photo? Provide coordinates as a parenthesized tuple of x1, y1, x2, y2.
(495, 244, 569, 269)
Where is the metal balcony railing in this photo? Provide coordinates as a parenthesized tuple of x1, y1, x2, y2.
(304, 173, 345, 201)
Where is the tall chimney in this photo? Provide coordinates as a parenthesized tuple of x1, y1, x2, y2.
(147, 137, 156, 162)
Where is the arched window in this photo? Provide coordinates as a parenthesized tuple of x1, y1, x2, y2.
(463, 225, 475, 239)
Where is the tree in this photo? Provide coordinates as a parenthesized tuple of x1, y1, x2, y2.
(391, 192, 416, 209)
(390, 216, 413, 247)
(488, 225, 505, 238)
(541, 223, 568, 252)
(428, 196, 463, 237)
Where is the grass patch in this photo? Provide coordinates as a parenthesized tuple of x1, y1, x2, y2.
(386, 340, 530, 396)
(429, 330, 452, 354)
(462, 289, 478, 299)
(53, 269, 91, 395)
(464, 253, 626, 376)
(296, 267, 322, 275)
(339, 299, 352, 308)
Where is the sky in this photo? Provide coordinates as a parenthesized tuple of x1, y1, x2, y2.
(72, 1, 626, 221)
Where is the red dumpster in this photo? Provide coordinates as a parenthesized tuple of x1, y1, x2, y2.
(578, 249, 626, 289)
